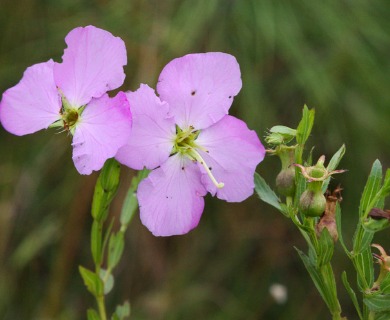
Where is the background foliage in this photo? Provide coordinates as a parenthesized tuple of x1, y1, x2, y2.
(1, 1, 390, 319)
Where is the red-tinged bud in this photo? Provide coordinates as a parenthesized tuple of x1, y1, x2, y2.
(299, 188, 326, 217)
(276, 166, 296, 197)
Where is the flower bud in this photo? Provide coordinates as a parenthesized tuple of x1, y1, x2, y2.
(269, 145, 296, 198)
(265, 125, 296, 146)
(276, 166, 296, 197)
(295, 156, 345, 218)
(299, 188, 326, 217)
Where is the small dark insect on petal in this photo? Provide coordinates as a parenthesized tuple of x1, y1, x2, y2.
(191, 90, 196, 96)
(228, 96, 232, 98)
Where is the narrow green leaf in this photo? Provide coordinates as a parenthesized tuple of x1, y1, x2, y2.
(108, 233, 125, 270)
(380, 273, 390, 294)
(359, 160, 383, 218)
(374, 312, 390, 320)
(295, 105, 315, 167)
(79, 266, 104, 296)
(102, 219, 115, 259)
(87, 309, 100, 320)
(364, 293, 390, 312)
(327, 144, 346, 172)
(335, 203, 350, 255)
(317, 228, 334, 267)
(380, 169, 390, 198)
(295, 248, 330, 309)
(354, 248, 375, 290)
(254, 172, 285, 215)
(322, 144, 346, 192)
(296, 105, 315, 146)
(120, 169, 150, 226)
(341, 271, 363, 320)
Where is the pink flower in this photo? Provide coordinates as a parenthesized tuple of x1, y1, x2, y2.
(116, 52, 265, 236)
(0, 26, 132, 175)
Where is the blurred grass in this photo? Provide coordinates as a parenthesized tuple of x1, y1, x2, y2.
(1, 0, 390, 319)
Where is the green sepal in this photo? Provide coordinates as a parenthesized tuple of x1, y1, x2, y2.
(100, 159, 121, 192)
(363, 293, 390, 312)
(79, 266, 104, 297)
(341, 271, 363, 320)
(254, 172, 286, 216)
(112, 301, 131, 320)
(317, 228, 334, 267)
(100, 269, 114, 295)
(270, 125, 297, 136)
(268, 125, 297, 144)
(108, 232, 125, 270)
(87, 308, 100, 320)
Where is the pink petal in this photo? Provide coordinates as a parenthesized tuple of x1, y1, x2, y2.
(115, 84, 175, 170)
(54, 26, 127, 107)
(0, 60, 61, 135)
(72, 92, 132, 175)
(195, 115, 265, 202)
(157, 52, 242, 130)
(138, 155, 207, 236)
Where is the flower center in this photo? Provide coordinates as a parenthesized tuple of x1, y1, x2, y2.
(50, 90, 84, 133)
(62, 109, 79, 128)
(172, 125, 224, 189)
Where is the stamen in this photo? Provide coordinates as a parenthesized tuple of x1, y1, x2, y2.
(194, 143, 209, 153)
(188, 148, 224, 189)
(176, 129, 193, 143)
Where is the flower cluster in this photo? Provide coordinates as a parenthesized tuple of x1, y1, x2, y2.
(0, 26, 265, 236)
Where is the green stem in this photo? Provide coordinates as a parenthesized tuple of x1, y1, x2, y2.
(83, 162, 148, 320)
(97, 295, 107, 320)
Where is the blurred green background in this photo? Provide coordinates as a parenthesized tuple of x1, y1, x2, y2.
(1, 0, 390, 319)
